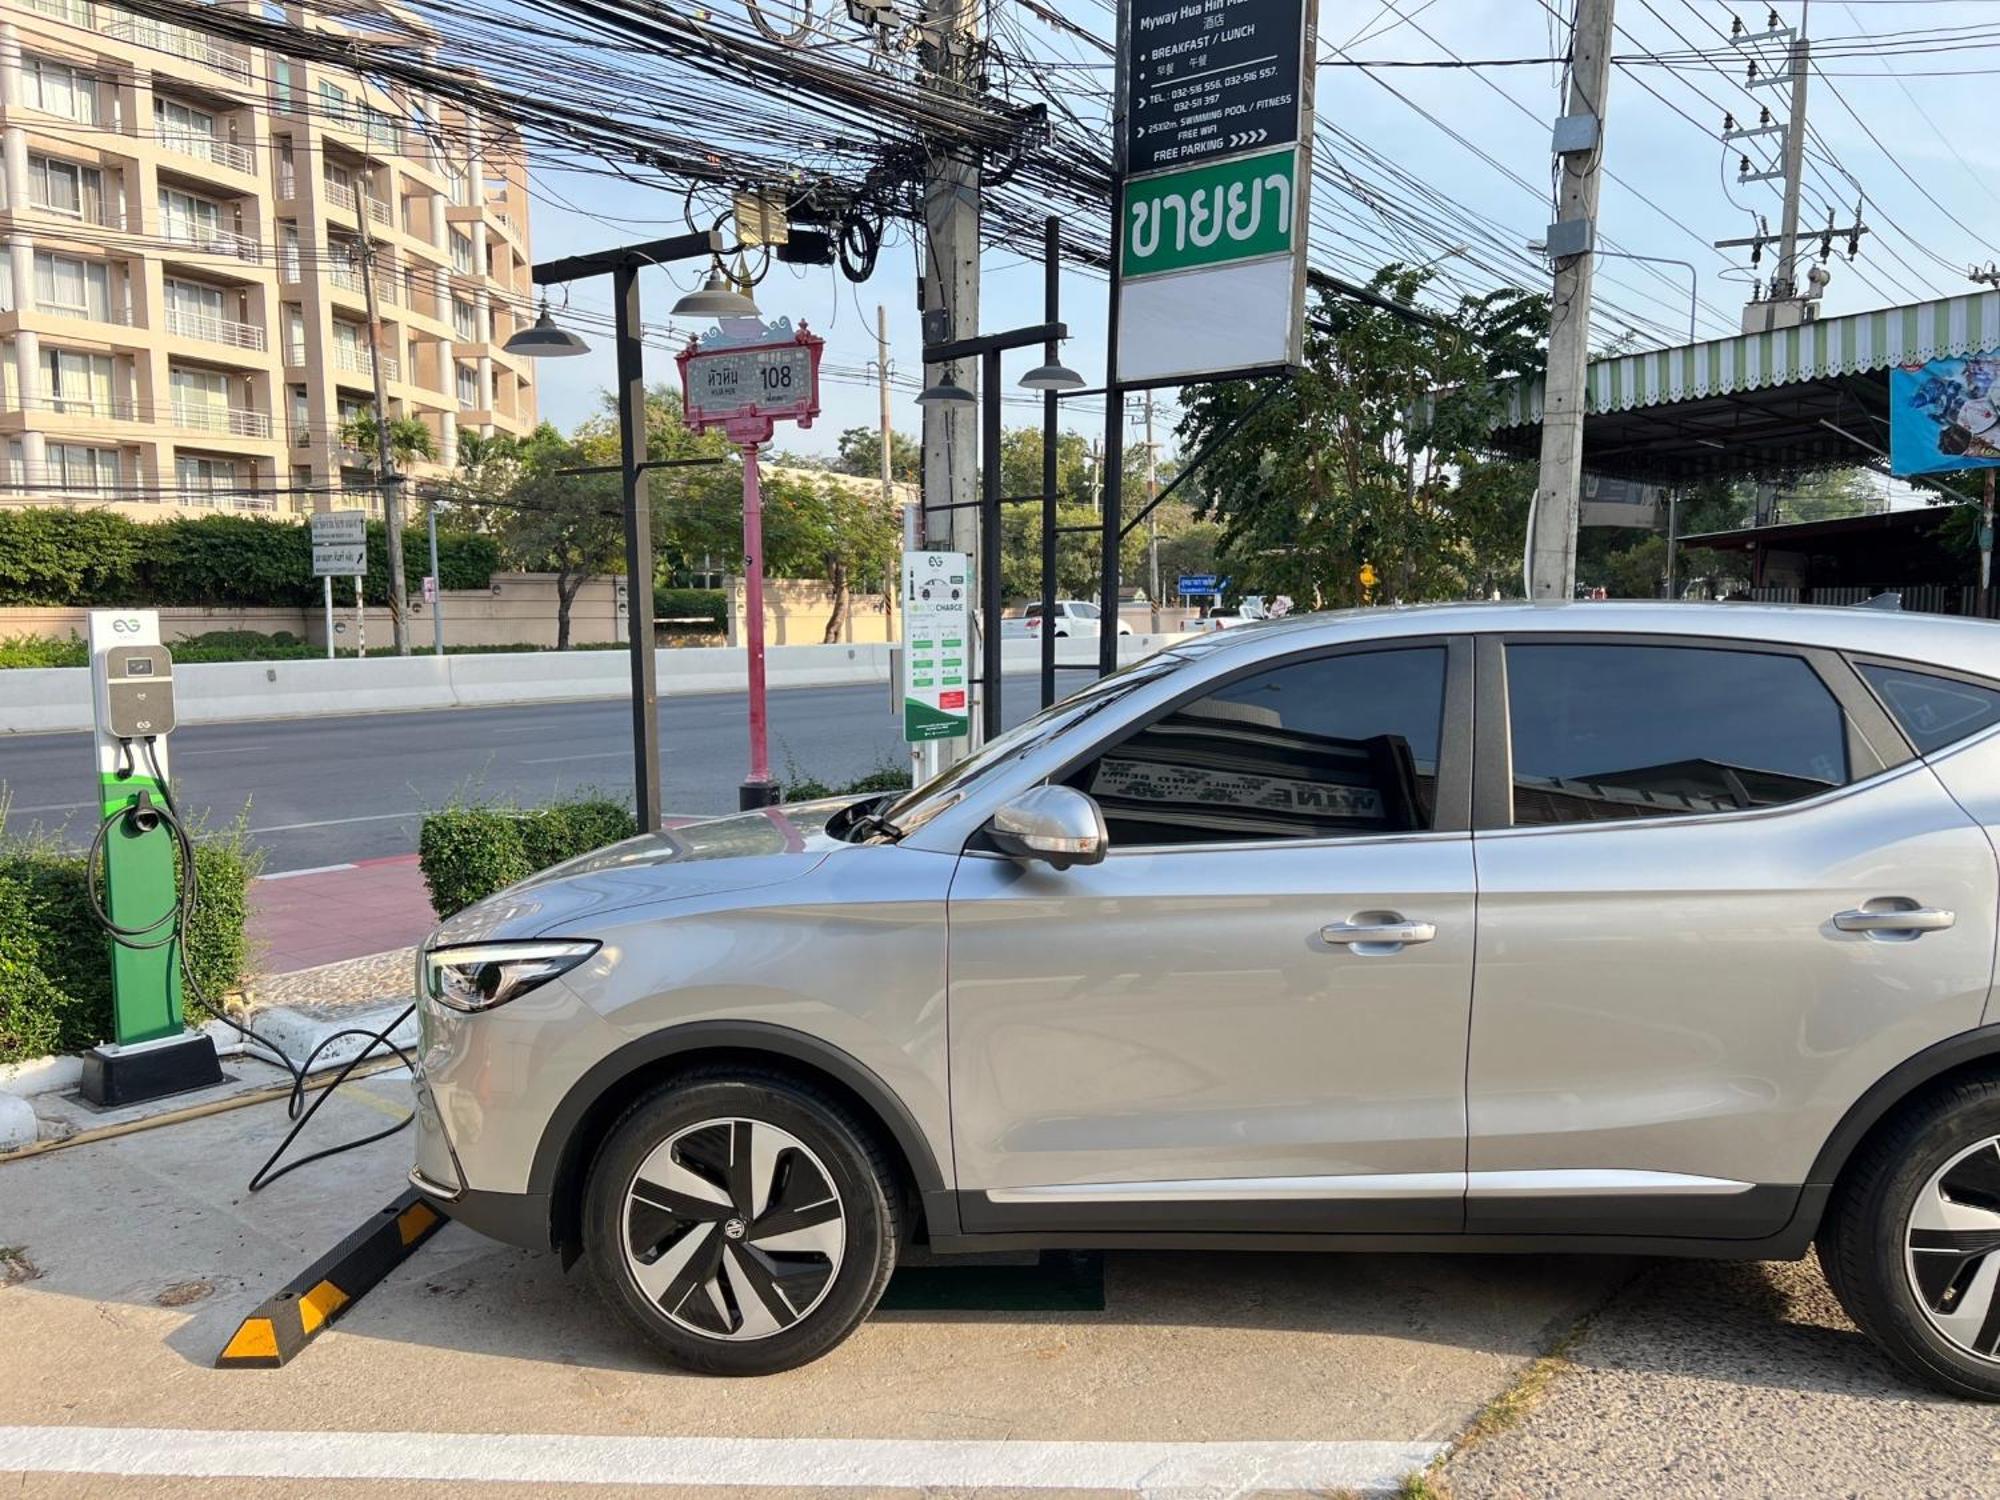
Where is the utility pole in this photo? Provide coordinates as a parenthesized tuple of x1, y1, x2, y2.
(875, 304, 894, 512)
(1719, 10, 1865, 331)
(918, 0, 981, 753)
(1527, 0, 1616, 601)
(353, 196, 410, 655)
(1142, 393, 1160, 633)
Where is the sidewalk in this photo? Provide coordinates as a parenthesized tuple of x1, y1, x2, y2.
(248, 855, 436, 974)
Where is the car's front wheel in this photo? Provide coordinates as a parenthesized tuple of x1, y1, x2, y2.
(583, 1070, 898, 1375)
(1819, 1074, 2000, 1400)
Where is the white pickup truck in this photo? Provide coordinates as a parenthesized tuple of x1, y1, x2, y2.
(1017, 600, 1133, 638)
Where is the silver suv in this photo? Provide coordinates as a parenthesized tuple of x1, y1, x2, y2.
(411, 602, 2000, 1389)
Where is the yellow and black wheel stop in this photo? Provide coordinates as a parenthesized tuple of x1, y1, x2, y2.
(217, 1187, 444, 1368)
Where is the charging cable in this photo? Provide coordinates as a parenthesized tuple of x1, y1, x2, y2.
(89, 737, 417, 1191)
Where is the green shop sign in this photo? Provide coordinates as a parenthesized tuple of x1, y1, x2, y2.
(1121, 148, 1296, 281)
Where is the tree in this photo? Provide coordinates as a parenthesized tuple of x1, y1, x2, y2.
(833, 426, 920, 486)
(756, 472, 900, 641)
(1176, 269, 1546, 607)
(340, 412, 438, 471)
(444, 424, 623, 649)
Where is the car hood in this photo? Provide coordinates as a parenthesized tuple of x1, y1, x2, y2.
(429, 799, 865, 944)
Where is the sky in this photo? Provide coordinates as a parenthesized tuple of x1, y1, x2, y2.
(514, 0, 2000, 470)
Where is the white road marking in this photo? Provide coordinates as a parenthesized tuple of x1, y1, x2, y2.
(0, 799, 90, 815)
(519, 751, 629, 764)
(0, 1427, 1444, 1494)
(247, 811, 420, 834)
(255, 862, 359, 881)
(178, 744, 275, 756)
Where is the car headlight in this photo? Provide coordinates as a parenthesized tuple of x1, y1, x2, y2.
(422, 939, 600, 1012)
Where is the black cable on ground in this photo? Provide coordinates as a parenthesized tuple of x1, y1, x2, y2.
(87, 738, 418, 1191)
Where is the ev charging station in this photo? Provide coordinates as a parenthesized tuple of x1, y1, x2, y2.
(80, 608, 222, 1107)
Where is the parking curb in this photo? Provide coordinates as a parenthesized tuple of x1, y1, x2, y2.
(216, 1187, 443, 1368)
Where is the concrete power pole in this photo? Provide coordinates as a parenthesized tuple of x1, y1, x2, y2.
(876, 304, 895, 513)
(353, 201, 410, 655)
(1772, 24, 1809, 304)
(1527, 0, 1616, 602)
(1143, 393, 1160, 632)
(917, 0, 981, 753)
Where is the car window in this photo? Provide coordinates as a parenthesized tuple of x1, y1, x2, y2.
(1506, 643, 1849, 826)
(1071, 603, 1101, 620)
(1855, 662, 2000, 755)
(1063, 646, 1449, 846)
(1024, 605, 1043, 619)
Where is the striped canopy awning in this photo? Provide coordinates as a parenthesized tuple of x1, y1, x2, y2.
(1493, 291, 2000, 425)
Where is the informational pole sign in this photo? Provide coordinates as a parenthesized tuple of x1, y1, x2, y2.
(1178, 573, 1221, 596)
(1114, 0, 1315, 389)
(310, 509, 367, 577)
(1124, 0, 1307, 177)
(681, 336, 821, 429)
(901, 552, 972, 743)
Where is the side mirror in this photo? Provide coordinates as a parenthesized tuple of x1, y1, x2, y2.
(986, 785, 1108, 870)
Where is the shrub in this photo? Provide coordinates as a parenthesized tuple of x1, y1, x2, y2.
(0, 633, 87, 669)
(654, 587, 727, 633)
(781, 763, 911, 802)
(0, 820, 260, 1064)
(519, 798, 636, 873)
(421, 794, 641, 917)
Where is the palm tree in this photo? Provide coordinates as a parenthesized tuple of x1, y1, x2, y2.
(340, 411, 438, 473)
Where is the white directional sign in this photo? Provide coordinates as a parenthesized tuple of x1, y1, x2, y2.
(310, 510, 367, 577)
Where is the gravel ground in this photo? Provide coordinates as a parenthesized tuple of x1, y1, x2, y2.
(1442, 1256, 2000, 1498)
(244, 948, 416, 1011)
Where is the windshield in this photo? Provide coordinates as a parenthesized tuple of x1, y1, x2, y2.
(879, 652, 1188, 835)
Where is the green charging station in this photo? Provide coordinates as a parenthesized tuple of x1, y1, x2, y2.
(79, 608, 222, 1107)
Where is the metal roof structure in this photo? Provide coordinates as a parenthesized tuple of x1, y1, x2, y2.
(1485, 291, 2000, 485)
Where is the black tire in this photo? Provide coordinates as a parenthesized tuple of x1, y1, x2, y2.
(1819, 1073, 2000, 1400)
(583, 1069, 899, 1376)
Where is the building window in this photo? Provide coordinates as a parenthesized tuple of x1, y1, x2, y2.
(283, 305, 306, 364)
(170, 365, 232, 429)
(280, 222, 302, 281)
(455, 363, 477, 409)
(273, 59, 295, 111)
(45, 442, 122, 497)
(317, 79, 349, 124)
(42, 348, 117, 415)
(33, 252, 111, 321)
(451, 297, 476, 341)
(154, 96, 217, 145)
(158, 186, 223, 241)
(21, 56, 99, 125)
(1505, 643, 1851, 826)
(28, 155, 103, 219)
(450, 229, 474, 274)
(176, 454, 240, 503)
(362, 104, 400, 152)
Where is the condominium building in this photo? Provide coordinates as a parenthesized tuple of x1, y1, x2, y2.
(0, 0, 536, 520)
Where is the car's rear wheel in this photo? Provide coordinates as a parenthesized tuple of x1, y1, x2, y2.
(583, 1071, 898, 1375)
(1819, 1074, 2000, 1400)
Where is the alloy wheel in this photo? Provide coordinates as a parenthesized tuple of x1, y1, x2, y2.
(622, 1116, 846, 1341)
(1905, 1135, 2000, 1361)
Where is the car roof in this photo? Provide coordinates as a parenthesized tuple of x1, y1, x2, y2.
(1166, 600, 2000, 678)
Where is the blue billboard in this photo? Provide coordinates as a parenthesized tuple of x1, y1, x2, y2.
(1890, 352, 2000, 475)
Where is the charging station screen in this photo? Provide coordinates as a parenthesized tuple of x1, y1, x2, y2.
(125, 658, 156, 676)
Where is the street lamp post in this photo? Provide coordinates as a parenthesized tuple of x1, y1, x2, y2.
(505, 228, 730, 834)
(1531, 239, 1702, 344)
(920, 316, 1082, 742)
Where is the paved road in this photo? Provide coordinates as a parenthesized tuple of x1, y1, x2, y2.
(0, 674, 1078, 872)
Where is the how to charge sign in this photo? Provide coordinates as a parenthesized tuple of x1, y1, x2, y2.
(901, 552, 971, 743)
(1124, 0, 1307, 176)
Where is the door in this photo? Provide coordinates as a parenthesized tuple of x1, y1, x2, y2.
(948, 639, 1478, 1234)
(1467, 636, 1999, 1237)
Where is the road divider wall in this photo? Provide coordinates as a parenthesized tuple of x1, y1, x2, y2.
(0, 636, 1196, 734)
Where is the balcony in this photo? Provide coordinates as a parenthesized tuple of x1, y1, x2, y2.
(178, 487, 277, 512)
(172, 402, 273, 439)
(156, 127, 254, 176)
(28, 199, 125, 232)
(40, 395, 136, 421)
(160, 220, 260, 262)
(165, 309, 267, 351)
(333, 346, 398, 382)
(323, 181, 392, 226)
(103, 19, 253, 84)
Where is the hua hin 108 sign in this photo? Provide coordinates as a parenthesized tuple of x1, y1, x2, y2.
(678, 328, 823, 438)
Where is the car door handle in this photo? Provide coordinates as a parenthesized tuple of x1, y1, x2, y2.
(1833, 906, 1956, 935)
(1321, 918, 1437, 947)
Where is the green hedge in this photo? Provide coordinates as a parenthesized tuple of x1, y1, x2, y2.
(420, 796, 637, 918)
(781, 766, 912, 802)
(0, 825, 258, 1064)
(0, 632, 634, 669)
(654, 587, 726, 633)
(0, 511, 498, 609)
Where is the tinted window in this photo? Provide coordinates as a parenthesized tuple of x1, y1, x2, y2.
(1856, 662, 2000, 755)
(1066, 647, 1448, 845)
(1507, 644, 1848, 826)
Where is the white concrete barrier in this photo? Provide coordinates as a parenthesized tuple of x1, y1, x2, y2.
(1, 634, 1197, 735)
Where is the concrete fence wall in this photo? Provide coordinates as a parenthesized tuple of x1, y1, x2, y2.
(0, 635, 1194, 735)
